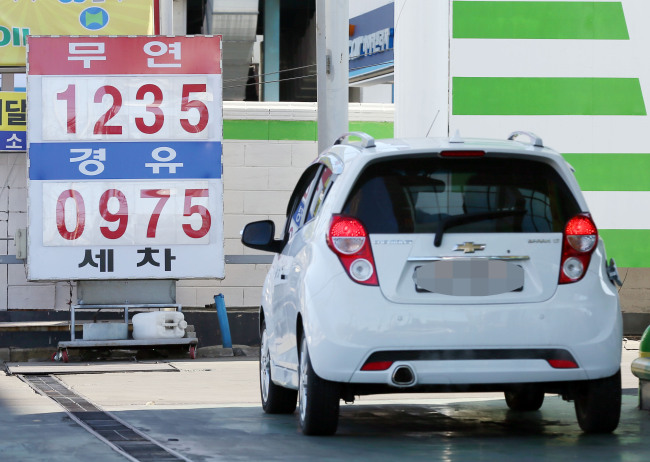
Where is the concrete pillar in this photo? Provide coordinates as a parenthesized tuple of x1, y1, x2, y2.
(159, 0, 174, 34)
(263, 0, 280, 101)
(394, 0, 449, 138)
(172, 0, 188, 35)
(316, 0, 349, 153)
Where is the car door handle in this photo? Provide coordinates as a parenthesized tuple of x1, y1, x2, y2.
(280, 274, 287, 280)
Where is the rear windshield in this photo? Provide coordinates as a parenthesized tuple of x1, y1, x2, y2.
(342, 156, 581, 234)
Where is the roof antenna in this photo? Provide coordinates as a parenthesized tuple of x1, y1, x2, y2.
(449, 129, 463, 143)
(425, 110, 440, 137)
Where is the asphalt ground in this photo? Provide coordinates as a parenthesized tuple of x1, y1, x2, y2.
(0, 341, 647, 461)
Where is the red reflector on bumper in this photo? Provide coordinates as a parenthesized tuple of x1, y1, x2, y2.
(548, 359, 578, 369)
(361, 361, 393, 371)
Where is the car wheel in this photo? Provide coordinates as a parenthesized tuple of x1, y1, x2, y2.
(260, 322, 297, 414)
(298, 332, 340, 435)
(574, 370, 621, 434)
(504, 385, 544, 411)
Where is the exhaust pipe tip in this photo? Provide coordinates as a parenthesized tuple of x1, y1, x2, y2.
(391, 365, 416, 387)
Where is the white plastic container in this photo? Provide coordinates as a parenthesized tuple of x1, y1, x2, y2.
(132, 311, 188, 340)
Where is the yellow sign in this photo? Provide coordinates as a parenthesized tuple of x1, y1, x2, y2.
(0, 91, 25, 131)
(0, 91, 26, 152)
(0, 0, 156, 67)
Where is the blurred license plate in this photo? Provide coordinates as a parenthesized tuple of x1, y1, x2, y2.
(414, 260, 524, 296)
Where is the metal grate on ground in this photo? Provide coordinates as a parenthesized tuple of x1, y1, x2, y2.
(20, 375, 190, 462)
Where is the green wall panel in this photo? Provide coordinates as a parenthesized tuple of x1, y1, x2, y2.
(563, 154, 650, 191)
(349, 121, 394, 139)
(223, 120, 394, 141)
(453, 1, 629, 40)
(453, 77, 646, 115)
(223, 120, 270, 140)
(268, 121, 317, 140)
(599, 230, 650, 268)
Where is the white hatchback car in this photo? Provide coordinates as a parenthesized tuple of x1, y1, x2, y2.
(242, 132, 623, 436)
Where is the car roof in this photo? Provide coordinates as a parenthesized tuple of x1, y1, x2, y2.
(317, 131, 587, 211)
(322, 132, 567, 167)
(377, 137, 558, 156)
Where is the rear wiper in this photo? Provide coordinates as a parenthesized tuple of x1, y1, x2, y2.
(434, 210, 526, 247)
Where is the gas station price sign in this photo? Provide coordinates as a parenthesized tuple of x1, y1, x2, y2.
(27, 36, 224, 280)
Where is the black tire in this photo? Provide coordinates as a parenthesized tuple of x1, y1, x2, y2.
(259, 322, 297, 414)
(298, 332, 340, 435)
(504, 385, 545, 411)
(574, 370, 621, 434)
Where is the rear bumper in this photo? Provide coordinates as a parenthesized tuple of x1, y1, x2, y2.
(349, 356, 590, 387)
(302, 270, 622, 385)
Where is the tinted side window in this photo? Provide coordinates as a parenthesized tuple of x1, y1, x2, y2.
(285, 165, 320, 240)
(342, 157, 580, 234)
(306, 167, 334, 222)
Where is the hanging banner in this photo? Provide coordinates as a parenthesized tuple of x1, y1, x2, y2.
(0, 0, 158, 67)
(27, 35, 224, 280)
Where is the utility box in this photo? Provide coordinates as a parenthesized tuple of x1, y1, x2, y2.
(83, 322, 128, 340)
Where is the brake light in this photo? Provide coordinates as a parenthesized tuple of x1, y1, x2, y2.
(327, 215, 378, 285)
(559, 213, 598, 284)
(361, 361, 393, 371)
(440, 150, 485, 157)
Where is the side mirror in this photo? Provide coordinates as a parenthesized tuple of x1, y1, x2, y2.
(241, 220, 284, 253)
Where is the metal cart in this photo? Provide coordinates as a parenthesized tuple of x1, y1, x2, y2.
(54, 303, 198, 362)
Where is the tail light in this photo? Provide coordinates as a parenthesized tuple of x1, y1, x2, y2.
(559, 213, 598, 284)
(327, 215, 378, 285)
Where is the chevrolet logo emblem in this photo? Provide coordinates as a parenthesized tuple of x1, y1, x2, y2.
(454, 242, 486, 253)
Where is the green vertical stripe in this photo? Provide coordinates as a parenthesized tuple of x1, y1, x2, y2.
(562, 154, 650, 191)
(223, 120, 394, 141)
(453, 77, 646, 115)
(453, 1, 629, 39)
(599, 230, 650, 268)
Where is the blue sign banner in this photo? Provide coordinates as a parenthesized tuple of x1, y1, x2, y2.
(349, 3, 394, 78)
(1, 130, 26, 151)
(29, 141, 222, 180)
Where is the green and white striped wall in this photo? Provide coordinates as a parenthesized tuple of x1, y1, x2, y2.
(450, 0, 650, 268)
(225, 0, 650, 272)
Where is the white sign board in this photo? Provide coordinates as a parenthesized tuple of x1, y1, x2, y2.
(27, 36, 224, 280)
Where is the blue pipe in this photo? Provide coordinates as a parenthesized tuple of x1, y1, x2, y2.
(214, 294, 232, 348)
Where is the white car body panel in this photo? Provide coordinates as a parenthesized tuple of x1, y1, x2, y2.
(254, 136, 622, 393)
